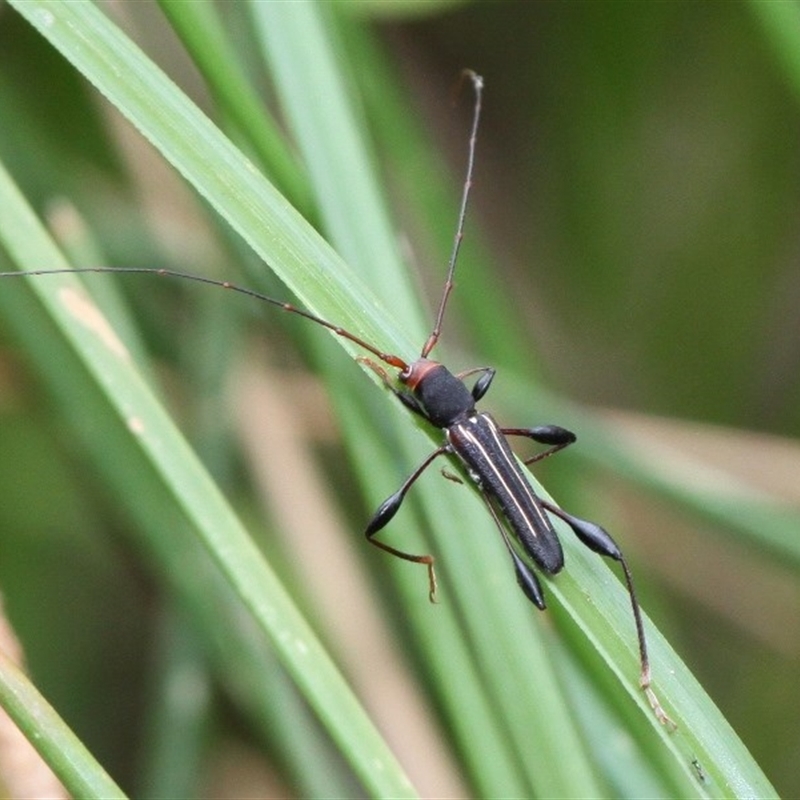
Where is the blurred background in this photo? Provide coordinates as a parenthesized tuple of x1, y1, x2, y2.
(0, 1, 798, 797)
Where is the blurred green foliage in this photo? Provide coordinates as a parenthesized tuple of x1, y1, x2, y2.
(0, 2, 796, 797)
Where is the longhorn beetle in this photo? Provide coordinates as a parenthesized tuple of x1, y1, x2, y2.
(1, 70, 671, 726)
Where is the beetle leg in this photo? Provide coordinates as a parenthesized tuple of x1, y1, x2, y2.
(480, 496, 547, 609)
(365, 444, 450, 602)
(541, 501, 676, 728)
(502, 425, 576, 465)
(455, 366, 496, 402)
(356, 356, 427, 417)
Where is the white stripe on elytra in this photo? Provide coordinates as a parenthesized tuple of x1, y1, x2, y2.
(451, 414, 549, 539)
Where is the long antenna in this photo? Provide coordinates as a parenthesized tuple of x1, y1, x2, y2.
(420, 69, 484, 359)
(3, 75, 484, 368)
(0, 267, 410, 370)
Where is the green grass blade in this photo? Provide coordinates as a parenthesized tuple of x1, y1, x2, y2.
(0, 650, 127, 799)
(155, 0, 313, 215)
(2, 4, 416, 794)
(294, 9, 777, 799)
(0, 2, 780, 797)
(748, 0, 800, 103)
(251, 2, 424, 332)
(9, 0, 407, 358)
(251, 5, 693, 798)
(252, 6, 606, 797)
(0, 93, 414, 800)
(246, 9, 583, 793)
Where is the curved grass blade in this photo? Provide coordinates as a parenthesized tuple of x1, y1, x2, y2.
(0, 650, 126, 799)
(3, 1, 780, 797)
(0, 107, 415, 800)
(255, 4, 664, 797)
(256, 5, 778, 798)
